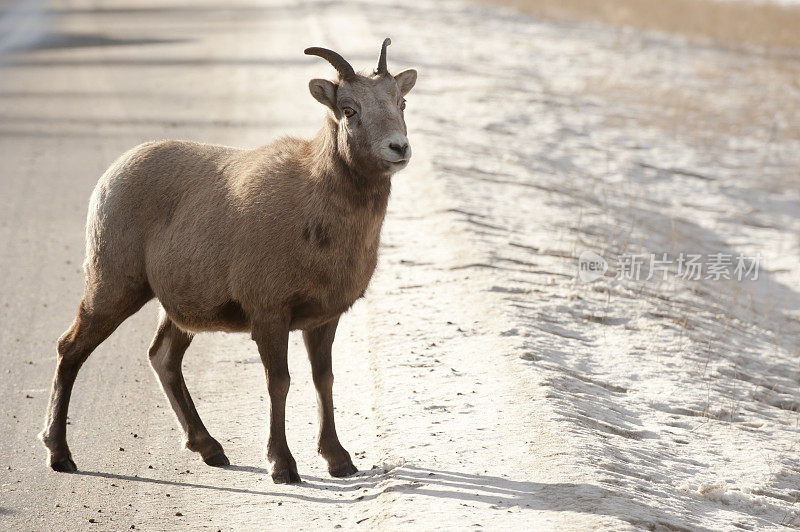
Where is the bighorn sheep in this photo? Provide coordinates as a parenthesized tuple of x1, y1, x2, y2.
(38, 38, 417, 483)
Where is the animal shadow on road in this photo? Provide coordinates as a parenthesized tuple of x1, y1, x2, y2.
(74, 462, 731, 529)
(73, 463, 655, 522)
(74, 462, 605, 507)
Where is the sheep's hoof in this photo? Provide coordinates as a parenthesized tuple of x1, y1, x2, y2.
(272, 468, 301, 484)
(50, 457, 77, 473)
(329, 462, 358, 478)
(204, 453, 230, 467)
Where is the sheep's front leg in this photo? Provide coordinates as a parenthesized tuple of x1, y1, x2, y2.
(252, 317, 299, 484)
(303, 317, 357, 477)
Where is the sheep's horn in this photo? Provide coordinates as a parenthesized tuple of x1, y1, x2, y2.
(374, 37, 391, 75)
(304, 46, 356, 80)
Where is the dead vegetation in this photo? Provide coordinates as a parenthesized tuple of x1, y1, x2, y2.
(490, 0, 800, 50)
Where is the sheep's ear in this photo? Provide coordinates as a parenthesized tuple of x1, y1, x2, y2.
(309, 79, 337, 110)
(394, 69, 417, 96)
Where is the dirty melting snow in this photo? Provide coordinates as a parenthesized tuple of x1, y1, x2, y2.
(366, 0, 800, 528)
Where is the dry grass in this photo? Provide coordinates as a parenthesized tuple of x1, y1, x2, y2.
(486, 0, 800, 188)
(490, 1, 800, 186)
(490, 0, 800, 50)
(585, 54, 800, 191)
(589, 71, 800, 142)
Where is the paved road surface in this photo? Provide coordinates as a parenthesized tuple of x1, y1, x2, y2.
(0, 0, 594, 529)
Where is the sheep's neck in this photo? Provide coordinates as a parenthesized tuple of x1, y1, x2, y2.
(309, 115, 391, 216)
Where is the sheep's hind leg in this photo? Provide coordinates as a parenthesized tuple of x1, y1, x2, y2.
(148, 311, 229, 466)
(40, 292, 150, 472)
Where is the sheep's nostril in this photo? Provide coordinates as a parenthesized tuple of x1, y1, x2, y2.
(389, 142, 409, 157)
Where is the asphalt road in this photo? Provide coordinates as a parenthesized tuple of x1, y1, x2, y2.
(0, 0, 590, 529)
(0, 1, 394, 529)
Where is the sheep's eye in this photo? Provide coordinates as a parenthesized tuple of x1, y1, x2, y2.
(400, 99, 406, 111)
(343, 107, 356, 118)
